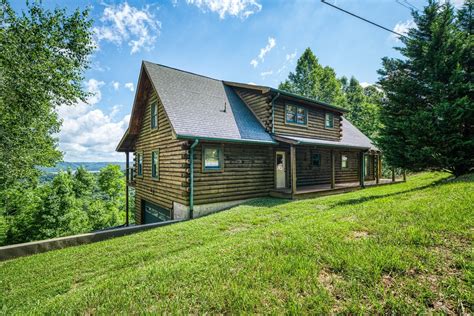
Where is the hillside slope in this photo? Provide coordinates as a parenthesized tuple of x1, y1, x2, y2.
(1, 172, 473, 314)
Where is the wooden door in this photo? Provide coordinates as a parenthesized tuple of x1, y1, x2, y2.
(275, 151, 287, 189)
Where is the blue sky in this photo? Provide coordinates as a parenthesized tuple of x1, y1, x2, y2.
(11, 0, 464, 161)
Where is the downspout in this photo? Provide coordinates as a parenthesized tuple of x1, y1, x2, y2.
(270, 92, 280, 134)
(189, 139, 199, 219)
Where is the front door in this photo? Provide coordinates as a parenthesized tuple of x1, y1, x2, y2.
(275, 151, 287, 189)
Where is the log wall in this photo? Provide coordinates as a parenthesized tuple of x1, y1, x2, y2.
(134, 90, 188, 224)
(192, 142, 274, 205)
(273, 101, 342, 141)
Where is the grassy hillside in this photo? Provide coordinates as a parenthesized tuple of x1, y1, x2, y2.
(1, 172, 473, 314)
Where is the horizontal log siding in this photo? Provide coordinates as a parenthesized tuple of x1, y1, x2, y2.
(234, 88, 271, 129)
(134, 91, 188, 224)
(273, 101, 341, 141)
(193, 143, 274, 205)
(295, 146, 360, 186)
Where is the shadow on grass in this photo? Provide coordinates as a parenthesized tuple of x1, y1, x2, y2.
(240, 198, 291, 209)
(331, 177, 450, 208)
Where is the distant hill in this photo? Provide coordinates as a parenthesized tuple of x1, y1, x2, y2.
(40, 161, 126, 174)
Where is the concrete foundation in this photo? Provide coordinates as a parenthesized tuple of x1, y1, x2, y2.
(173, 198, 255, 219)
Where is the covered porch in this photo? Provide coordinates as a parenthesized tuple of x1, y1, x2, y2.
(270, 135, 405, 199)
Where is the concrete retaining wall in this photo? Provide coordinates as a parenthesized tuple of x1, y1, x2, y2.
(0, 220, 182, 261)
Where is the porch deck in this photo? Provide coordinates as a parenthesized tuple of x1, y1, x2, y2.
(270, 178, 403, 199)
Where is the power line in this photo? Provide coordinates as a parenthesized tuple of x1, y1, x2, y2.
(321, 0, 406, 38)
(396, 0, 419, 11)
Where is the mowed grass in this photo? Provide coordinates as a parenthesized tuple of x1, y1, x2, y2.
(1, 172, 473, 314)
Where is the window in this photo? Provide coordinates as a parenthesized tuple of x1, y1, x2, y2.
(203, 146, 223, 172)
(137, 152, 143, 176)
(151, 102, 158, 129)
(152, 150, 159, 179)
(286, 104, 307, 125)
(325, 113, 334, 128)
(364, 155, 370, 177)
(341, 155, 348, 169)
(311, 153, 321, 167)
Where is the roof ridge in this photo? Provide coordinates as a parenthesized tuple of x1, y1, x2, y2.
(143, 60, 223, 83)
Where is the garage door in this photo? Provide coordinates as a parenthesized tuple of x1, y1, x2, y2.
(142, 200, 171, 224)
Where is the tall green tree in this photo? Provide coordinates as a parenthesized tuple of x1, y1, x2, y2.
(0, 0, 94, 192)
(279, 48, 346, 105)
(377, 0, 473, 176)
(342, 77, 382, 140)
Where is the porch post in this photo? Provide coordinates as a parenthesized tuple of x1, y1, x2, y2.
(290, 145, 297, 198)
(125, 151, 129, 227)
(375, 154, 380, 184)
(330, 150, 335, 189)
(360, 151, 365, 188)
(392, 167, 396, 182)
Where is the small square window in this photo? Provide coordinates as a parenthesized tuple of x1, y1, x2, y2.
(325, 113, 334, 128)
(311, 153, 321, 167)
(151, 102, 158, 129)
(341, 155, 348, 169)
(136, 152, 143, 176)
(203, 146, 223, 172)
(152, 150, 159, 179)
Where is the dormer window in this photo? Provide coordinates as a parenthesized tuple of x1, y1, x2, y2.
(286, 104, 307, 125)
(325, 113, 334, 128)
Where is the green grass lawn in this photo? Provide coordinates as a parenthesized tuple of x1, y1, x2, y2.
(1, 172, 473, 314)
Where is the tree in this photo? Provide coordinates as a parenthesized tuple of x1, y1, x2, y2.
(342, 77, 382, 140)
(279, 48, 346, 105)
(73, 166, 95, 198)
(377, 0, 473, 176)
(0, 0, 94, 192)
(98, 165, 125, 202)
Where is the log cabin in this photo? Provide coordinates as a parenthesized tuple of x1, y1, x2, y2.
(117, 61, 395, 224)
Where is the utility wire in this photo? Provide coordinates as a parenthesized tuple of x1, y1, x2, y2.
(321, 0, 406, 38)
(396, 0, 419, 11)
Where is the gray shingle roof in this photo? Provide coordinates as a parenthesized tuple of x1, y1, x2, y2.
(144, 61, 275, 144)
(274, 118, 378, 150)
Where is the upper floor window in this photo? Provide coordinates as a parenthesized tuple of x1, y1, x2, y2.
(325, 113, 334, 128)
(151, 102, 158, 129)
(286, 104, 307, 125)
(341, 154, 348, 169)
(152, 150, 159, 179)
(136, 152, 143, 176)
(203, 146, 223, 172)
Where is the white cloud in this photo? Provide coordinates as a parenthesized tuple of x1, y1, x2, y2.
(56, 79, 130, 162)
(441, 0, 465, 8)
(286, 50, 297, 62)
(392, 19, 416, 40)
(260, 70, 273, 78)
(250, 37, 276, 68)
(186, 0, 262, 19)
(111, 81, 120, 91)
(124, 82, 134, 92)
(94, 2, 161, 54)
(360, 82, 372, 88)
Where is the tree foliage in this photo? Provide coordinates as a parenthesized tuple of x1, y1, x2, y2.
(2, 166, 133, 246)
(0, 0, 94, 191)
(377, 0, 473, 176)
(279, 48, 383, 140)
(279, 48, 346, 105)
